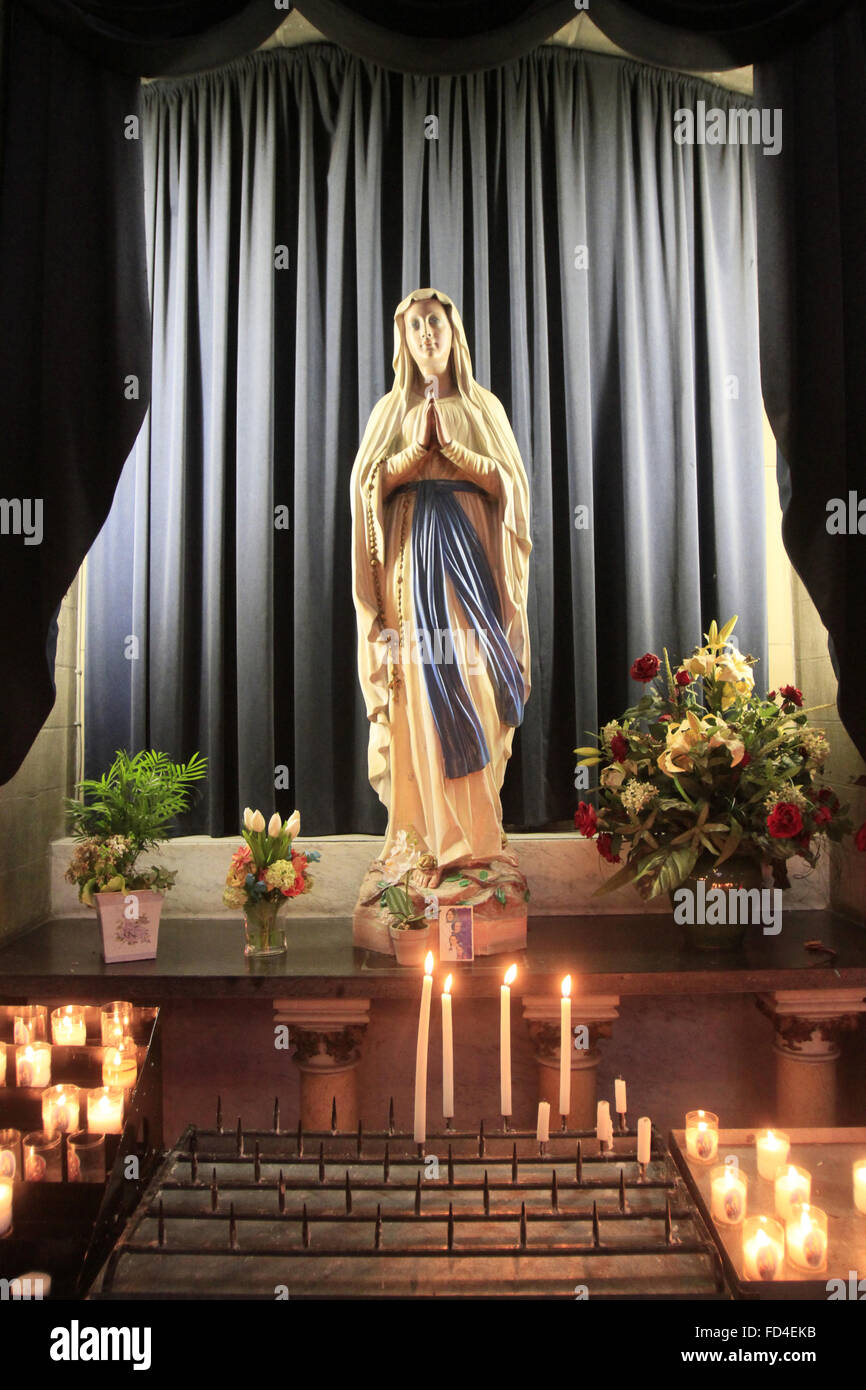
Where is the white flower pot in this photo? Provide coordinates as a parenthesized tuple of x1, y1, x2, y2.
(95, 890, 163, 963)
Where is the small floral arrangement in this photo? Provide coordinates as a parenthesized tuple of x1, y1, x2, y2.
(379, 830, 430, 929)
(574, 617, 866, 898)
(222, 808, 319, 910)
(65, 835, 177, 904)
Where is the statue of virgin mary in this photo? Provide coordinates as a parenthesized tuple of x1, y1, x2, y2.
(350, 288, 531, 905)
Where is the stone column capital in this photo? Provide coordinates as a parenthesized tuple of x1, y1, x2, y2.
(756, 989, 866, 1058)
(274, 998, 371, 1073)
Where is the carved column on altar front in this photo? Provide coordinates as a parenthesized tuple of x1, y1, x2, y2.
(274, 999, 371, 1131)
(522, 995, 620, 1128)
(756, 990, 866, 1128)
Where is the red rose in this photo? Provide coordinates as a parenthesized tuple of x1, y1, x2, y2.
(610, 733, 629, 763)
(817, 788, 837, 805)
(767, 802, 804, 839)
(675, 670, 691, 687)
(574, 801, 598, 837)
(779, 684, 803, 707)
(812, 805, 832, 826)
(596, 833, 621, 864)
(740, 752, 751, 767)
(767, 690, 776, 701)
(856, 822, 866, 852)
(630, 652, 661, 683)
(657, 714, 672, 723)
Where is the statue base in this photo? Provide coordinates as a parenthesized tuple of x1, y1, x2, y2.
(353, 853, 529, 958)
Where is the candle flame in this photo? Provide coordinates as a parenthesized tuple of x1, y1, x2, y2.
(504, 964, 517, 986)
(785, 1165, 798, 1181)
(754, 1229, 771, 1249)
(443, 974, 453, 994)
(424, 951, 434, 975)
(561, 975, 572, 999)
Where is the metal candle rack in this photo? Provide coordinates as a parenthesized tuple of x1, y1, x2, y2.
(95, 1096, 728, 1299)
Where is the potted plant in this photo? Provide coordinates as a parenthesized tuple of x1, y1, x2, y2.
(65, 749, 207, 962)
(380, 830, 435, 965)
(574, 617, 866, 948)
(222, 808, 318, 957)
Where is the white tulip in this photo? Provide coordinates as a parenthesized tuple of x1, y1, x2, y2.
(243, 807, 254, 830)
(268, 812, 282, 838)
(286, 810, 301, 840)
(250, 810, 266, 833)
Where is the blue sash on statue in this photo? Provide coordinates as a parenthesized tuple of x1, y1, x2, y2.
(390, 478, 524, 779)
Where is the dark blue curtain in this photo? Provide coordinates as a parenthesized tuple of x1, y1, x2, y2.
(83, 42, 768, 835)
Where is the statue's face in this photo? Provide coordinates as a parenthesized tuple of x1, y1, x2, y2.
(403, 298, 453, 386)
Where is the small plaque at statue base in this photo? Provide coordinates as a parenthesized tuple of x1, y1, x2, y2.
(353, 854, 528, 958)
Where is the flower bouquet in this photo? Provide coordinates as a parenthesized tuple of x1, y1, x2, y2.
(574, 617, 865, 900)
(223, 808, 319, 957)
(378, 830, 436, 965)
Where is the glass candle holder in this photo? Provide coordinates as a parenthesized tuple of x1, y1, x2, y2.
(853, 1160, 866, 1214)
(742, 1215, 785, 1281)
(102, 1040, 137, 1089)
(756, 1128, 790, 1181)
(774, 1164, 811, 1223)
(0, 1044, 6, 1087)
(685, 1110, 719, 1163)
(0, 1179, 12, 1237)
(710, 1164, 748, 1225)
(67, 1131, 106, 1183)
(16, 1042, 52, 1088)
(86, 1087, 125, 1135)
(100, 1002, 133, 1046)
(23, 1130, 62, 1182)
(786, 1203, 828, 1272)
(41, 1084, 80, 1137)
(51, 1006, 87, 1046)
(0, 1129, 21, 1180)
(13, 1005, 47, 1046)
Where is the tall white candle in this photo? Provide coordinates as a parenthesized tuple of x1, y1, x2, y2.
(854, 1160, 866, 1214)
(441, 975, 454, 1120)
(0, 1180, 11, 1237)
(559, 976, 572, 1118)
(597, 1100, 611, 1149)
(413, 952, 435, 1144)
(536, 1100, 550, 1144)
(614, 1077, 627, 1116)
(637, 1116, 652, 1166)
(500, 965, 517, 1117)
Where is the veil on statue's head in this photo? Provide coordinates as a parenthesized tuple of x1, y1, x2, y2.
(390, 287, 475, 404)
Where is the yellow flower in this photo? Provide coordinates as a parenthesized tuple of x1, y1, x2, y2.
(657, 710, 709, 776)
(703, 715, 745, 766)
(683, 651, 715, 679)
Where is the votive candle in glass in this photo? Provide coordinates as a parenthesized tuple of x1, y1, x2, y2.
(102, 1040, 137, 1089)
(854, 1160, 866, 1214)
(0, 1044, 6, 1087)
(51, 1006, 87, 1046)
(711, 1164, 748, 1225)
(67, 1131, 106, 1183)
(0, 1179, 12, 1237)
(742, 1215, 785, 1281)
(100, 1002, 133, 1046)
(16, 1043, 51, 1088)
(685, 1110, 719, 1163)
(756, 1128, 790, 1180)
(87, 1087, 124, 1135)
(13, 1005, 47, 1046)
(0, 1129, 21, 1180)
(42, 1085, 80, 1137)
(786, 1203, 828, 1272)
(775, 1164, 811, 1223)
(23, 1130, 62, 1182)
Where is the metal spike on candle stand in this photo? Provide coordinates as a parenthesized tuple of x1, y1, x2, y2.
(344, 1170, 353, 1215)
(273, 1097, 280, 1132)
(374, 1204, 382, 1250)
(236, 1118, 244, 1157)
(296, 1118, 303, 1158)
(302, 1202, 310, 1249)
(190, 1128, 198, 1155)
(512, 1143, 518, 1184)
(620, 1110, 628, 1134)
(592, 1200, 601, 1249)
(551, 1169, 559, 1213)
(447, 1144, 454, 1187)
(254, 1141, 261, 1184)
(414, 1172, 422, 1216)
(157, 1198, 165, 1247)
(318, 1141, 325, 1184)
(665, 1196, 673, 1246)
(383, 1142, 390, 1184)
(229, 1203, 238, 1250)
(216, 1095, 223, 1133)
(478, 1118, 485, 1158)
(619, 1167, 626, 1212)
(211, 1169, 219, 1213)
(356, 1121, 363, 1158)
(561, 1112, 568, 1133)
(278, 1170, 286, 1216)
(190, 1148, 198, 1184)
(330, 1096, 337, 1134)
(576, 1140, 583, 1186)
(483, 1170, 490, 1216)
(388, 1097, 395, 1135)
(447, 1202, 455, 1251)
(519, 1201, 527, 1249)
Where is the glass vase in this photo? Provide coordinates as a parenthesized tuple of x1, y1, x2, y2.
(243, 898, 287, 958)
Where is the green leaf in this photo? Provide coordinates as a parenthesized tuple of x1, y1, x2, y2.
(479, 870, 489, 881)
(495, 887, 507, 905)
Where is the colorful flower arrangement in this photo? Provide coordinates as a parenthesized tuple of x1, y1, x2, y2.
(574, 617, 866, 898)
(222, 808, 319, 910)
(379, 829, 431, 930)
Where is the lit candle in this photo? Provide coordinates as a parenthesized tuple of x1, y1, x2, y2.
(559, 976, 572, 1119)
(100, 1002, 132, 1046)
(685, 1110, 718, 1163)
(42, 1085, 80, 1137)
(710, 1164, 747, 1226)
(413, 952, 434, 1144)
(16, 1043, 51, 1088)
(102, 1043, 137, 1089)
(0, 1046, 6, 1087)
(13, 1006, 47, 1046)
(853, 1160, 866, 1214)
(637, 1116, 652, 1166)
(0, 1180, 11, 1237)
(774, 1164, 811, 1223)
(86, 1087, 125, 1135)
(536, 1100, 550, 1144)
(742, 1216, 784, 1281)
(786, 1203, 827, 1272)
(597, 1100, 612, 1150)
(756, 1128, 790, 1181)
(500, 965, 517, 1118)
(51, 1006, 87, 1046)
(614, 1076, 627, 1120)
(441, 975, 454, 1121)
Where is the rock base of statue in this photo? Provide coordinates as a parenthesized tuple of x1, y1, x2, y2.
(353, 853, 528, 958)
